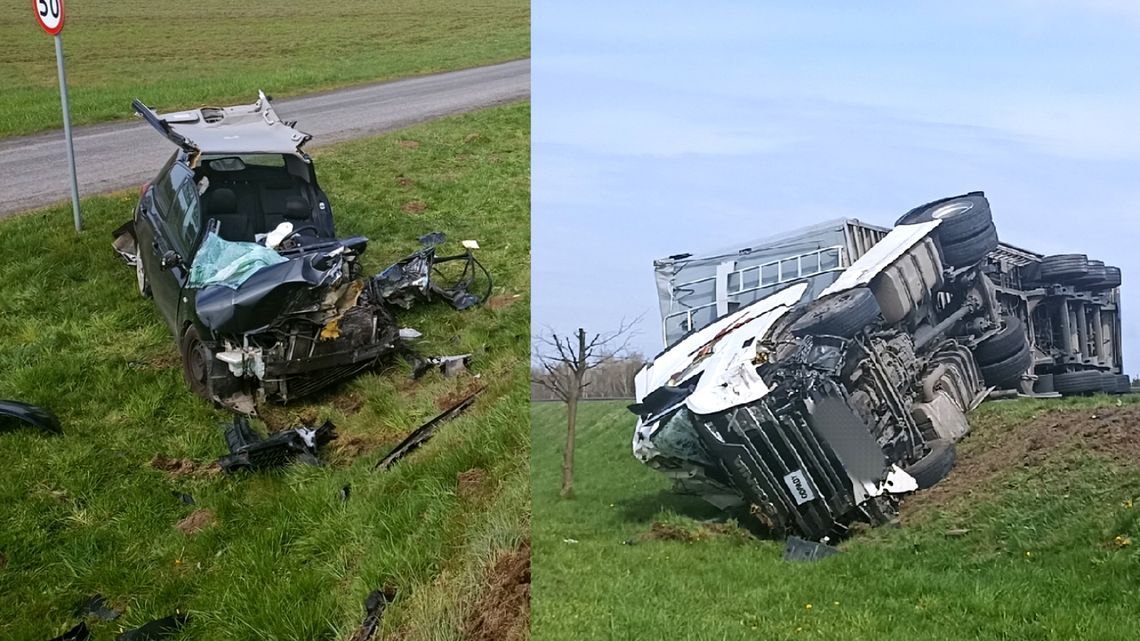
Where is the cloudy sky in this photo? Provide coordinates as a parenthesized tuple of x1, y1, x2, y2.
(532, 1, 1140, 374)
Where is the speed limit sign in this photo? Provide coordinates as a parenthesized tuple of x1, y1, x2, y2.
(34, 0, 81, 231)
(34, 0, 65, 35)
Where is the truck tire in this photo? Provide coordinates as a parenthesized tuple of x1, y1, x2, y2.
(979, 344, 1032, 388)
(939, 225, 999, 268)
(1101, 372, 1122, 394)
(1118, 375, 1134, 394)
(790, 287, 881, 338)
(1039, 254, 1089, 283)
(1092, 265, 1122, 290)
(1072, 260, 1107, 287)
(904, 439, 956, 489)
(974, 317, 1029, 365)
(895, 192, 993, 244)
(1054, 370, 1104, 395)
(1034, 373, 1055, 394)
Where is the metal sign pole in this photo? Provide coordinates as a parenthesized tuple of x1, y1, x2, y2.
(53, 33, 81, 232)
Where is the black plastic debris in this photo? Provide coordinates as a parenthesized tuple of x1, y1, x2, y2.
(0, 400, 62, 436)
(373, 391, 480, 471)
(368, 232, 490, 311)
(48, 622, 89, 641)
(347, 587, 397, 641)
(115, 613, 188, 640)
(217, 416, 337, 473)
(340, 484, 351, 503)
(75, 594, 121, 621)
(171, 491, 195, 506)
(783, 536, 841, 562)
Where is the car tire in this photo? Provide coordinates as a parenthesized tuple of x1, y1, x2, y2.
(939, 224, 999, 268)
(180, 325, 214, 401)
(904, 439, 957, 490)
(136, 256, 152, 298)
(1054, 370, 1104, 395)
(974, 317, 1029, 366)
(979, 344, 1032, 388)
(895, 192, 993, 244)
(790, 287, 881, 338)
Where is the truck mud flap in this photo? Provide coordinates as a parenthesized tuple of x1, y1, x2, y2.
(695, 396, 860, 540)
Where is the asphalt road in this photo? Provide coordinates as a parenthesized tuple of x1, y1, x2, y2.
(0, 59, 530, 219)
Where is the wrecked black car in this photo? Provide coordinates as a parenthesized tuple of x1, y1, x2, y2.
(113, 93, 486, 413)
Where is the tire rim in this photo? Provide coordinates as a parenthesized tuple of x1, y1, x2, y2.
(187, 340, 209, 389)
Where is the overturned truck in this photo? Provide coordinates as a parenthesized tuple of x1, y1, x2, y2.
(631, 192, 1126, 541)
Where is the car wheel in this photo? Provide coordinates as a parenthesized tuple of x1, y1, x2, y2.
(1053, 370, 1104, 395)
(180, 325, 213, 401)
(979, 343, 1032, 388)
(895, 192, 993, 244)
(903, 439, 956, 490)
(136, 255, 152, 298)
(938, 224, 999, 268)
(974, 317, 1029, 366)
(789, 287, 881, 338)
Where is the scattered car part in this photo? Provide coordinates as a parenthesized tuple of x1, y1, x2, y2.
(0, 400, 62, 436)
(217, 416, 337, 472)
(405, 353, 473, 379)
(369, 232, 491, 311)
(340, 484, 351, 503)
(348, 587, 397, 641)
(48, 622, 90, 641)
(171, 491, 195, 506)
(115, 613, 189, 641)
(75, 595, 121, 621)
(373, 391, 480, 471)
(635, 191, 1127, 541)
(782, 536, 841, 562)
(114, 94, 491, 414)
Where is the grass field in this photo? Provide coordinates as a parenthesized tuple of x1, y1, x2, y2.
(532, 395, 1140, 640)
(0, 102, 530, 640)
(0, 0, 529, 138)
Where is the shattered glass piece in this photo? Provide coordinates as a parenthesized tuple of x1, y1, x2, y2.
(783, 536, 841, 562)
(187, 231, 288, 289)
(115, 613, 188, 640)
(399, 327, 422, 339)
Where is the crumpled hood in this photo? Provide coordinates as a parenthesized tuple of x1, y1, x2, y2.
(196, 252, 341, 335)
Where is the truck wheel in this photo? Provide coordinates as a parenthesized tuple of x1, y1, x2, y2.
(1071, 260, 1107, 287)
(939, 224, 999, 268)
(1101, 372, 1122, 394)
(979, 344, 1032, 388)
(903, 439, 956, 489)
(790, 287, 881, 338)
(974, 317, 1029, 365)
(895, 192, 993, 244)
(1053, 370, 1104, 395)
(180, 325, 214, 401)
(1091, 265, 1122, 290)
(1039, 254, 1089, 283)
(1034, 373, 1055, 394)
(1117, 375, 1134, 394)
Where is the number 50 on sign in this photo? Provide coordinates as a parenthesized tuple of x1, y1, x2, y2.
(35, 0, 64, 34)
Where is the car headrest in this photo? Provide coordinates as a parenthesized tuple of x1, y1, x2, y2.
(284, 196, 311, 220)
(207, 188, 237, 214)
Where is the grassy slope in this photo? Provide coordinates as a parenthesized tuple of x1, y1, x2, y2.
(532, 396, 1140, 641)
(0, 0, 529, 138)
(0, 102, 530, 640)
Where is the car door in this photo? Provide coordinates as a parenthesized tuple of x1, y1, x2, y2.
(139, 160, 201, 335)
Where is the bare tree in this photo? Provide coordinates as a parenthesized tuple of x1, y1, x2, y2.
(533, 318, 639, 498)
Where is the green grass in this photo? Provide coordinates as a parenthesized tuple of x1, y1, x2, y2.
(0, 0, 529, 138)
(533, 396, 1140, 640)
(0, 102, 530, 640)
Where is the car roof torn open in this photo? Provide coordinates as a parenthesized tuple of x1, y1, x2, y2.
(132, 91, 312, 156)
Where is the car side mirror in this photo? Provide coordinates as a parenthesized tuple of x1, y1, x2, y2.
(160, 249, 183, 271)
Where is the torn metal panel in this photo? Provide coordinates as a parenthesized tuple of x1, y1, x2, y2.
(0, 400, 62, 436)
(370, 232, 491, 311)
(783, 536, 840, 562)
(373, 391, 480, 471)
(132, 91, 310, 156)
